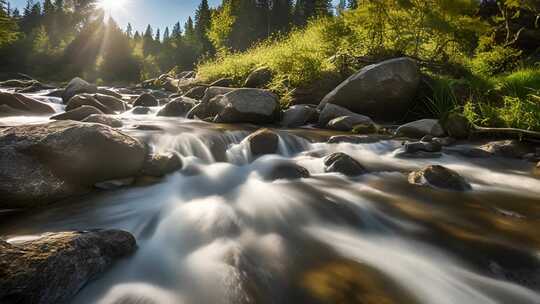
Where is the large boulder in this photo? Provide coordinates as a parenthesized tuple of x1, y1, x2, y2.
(0, 230, 136, 304)
(0, 121, 146, 208)
(319, 103, 373, 127)
(183, 85, 209, 100)
(0, 92, 55, 116)
(141, 153, 183, 177)
(157, 97, 198, 117)
(319, 57, 420, 121)
(97, 88, 123, 99)
(62, 77, 97, 104)
(441, 113, 471, 139)
(214, 88, 280, 124)
(323, 152, 367, 176)
(133, 93, 159, 107)
(201, 86, 237, 103)
(408, 165, 471, 191)
(327, 115, 374, 132)
(82, 114, 123, 128)
(396, 119, 445, 138)
(281, 105, 318, 128)
(244, 67, 272, 88)
(247, 128, 280, 157)
(93, 93, 128, 112)
(51, 105, 104, 121)
(65, 94, 114, 114)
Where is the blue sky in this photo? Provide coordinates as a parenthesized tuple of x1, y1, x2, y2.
(10, 0, 339, 33)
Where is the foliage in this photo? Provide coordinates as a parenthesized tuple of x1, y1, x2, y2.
(0, 0, 19, 46)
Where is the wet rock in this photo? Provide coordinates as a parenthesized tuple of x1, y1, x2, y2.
(535, 162, 540, 176)
(214, 88, 280, 124)
(319, 57, 420, 121)
(327, 135, 380, 144)
(319, 103, 372, 127)
(45, 89, 65, 98)
(0, 79, 36, 88)
(432, 137, 456, 146)
(247, 128, 280, 157)
(324, 152, 367, 176)
(244, 67, 272, 88)
(201, 86, 237, 103)
(404, 141, 442, 153)
(95, 177, 135, 190)
(0, 230, 136, 304)
(0, 121, 146, 208)
(157, 97, 198, 117)
(408, 165, 471, 191)
(97, 88, 123, 99)
(264, 162, 310, 181)
(82, 114, 123, 128)
(92, 93, 128, 112)
(0, 92, 55, 116)
(132, 124, 164, 131)
(16, 81, 55, 93)
(452, 147, 493, 158)
(132, 106, 151, 115)
(480, 140, 533, 159)
(141, 153, 183, 177)
(183, 85, 208, 100)
(65, 94, 114, 114)
(210, 78, 234, 87)
(133, 93, 158, 107)
(441, 113, 471, 139)
(396, 119, 445, 138)
(51, 105, 104, 121)
(281, 105, 318, 128)
(327, 115, 374, 132)
(62, 77, 97, 104)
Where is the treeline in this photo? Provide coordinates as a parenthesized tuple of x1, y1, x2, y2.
(0, 0, 359, 82)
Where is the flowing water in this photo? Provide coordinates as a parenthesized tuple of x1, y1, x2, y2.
(1, 90, 540, 304)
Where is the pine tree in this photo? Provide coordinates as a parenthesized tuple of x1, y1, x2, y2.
(0, 0, 19, 46)
(163, 26, 170, 42)
(155, 28, 160, 42)
(100, 17, 140, 81)
(337, 0, 346, 15)
(172, 22, 182, 40)
(270, 0, 293, 33)
(194, 0, 213, 54)
(347, 0, 357, 9)
(143, 24, 154, 56)
(126, 23, 133, 38)
(184, 16, 195, 41)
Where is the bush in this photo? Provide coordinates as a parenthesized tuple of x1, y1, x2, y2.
(470, 46, 522, 76)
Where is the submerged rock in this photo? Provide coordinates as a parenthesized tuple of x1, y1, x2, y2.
(408, 165, 471, 191)
(82, 114, 123, 128)
(247, 128, 280, 157)
(403, 141, 442, 154)
(0, 230, 136, 304)
(132, 106, 151, 115)
(324, 152, 367, 176)
(281, 105, 318, 128)
(0, 92, 55, 116)
(264, 162, 310, 181)
(244, 67, 272, 88)
(141, 153, 183, 177)
(62, 77, 97, 104)
(396, 119, 445, 138)
(214, 88, 280, 124)
(327, 135, 380, 144)
(157, 97, 197, 117)
(0, 121, 146, 208)
(51, 105, 104, 121)
(319, 57, 420, 121)
(133, 93, 158, 107)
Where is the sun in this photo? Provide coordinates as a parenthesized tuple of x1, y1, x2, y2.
(96, 0, 128, 12)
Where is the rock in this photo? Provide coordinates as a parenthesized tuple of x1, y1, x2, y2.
(132, 124, 163, 131)
(281, 105, 318, 128)
(480, 140, 533, 159)
(0, 121, 146, 208)
(157, 97, 198, 117)
(244, 67, 272, 88)
(162, 77, 180, 92)
(264, 162, 310, 181)
(16, 82, 55, 93)
(132, 106, 151, 115)
(535, 162, 540, 176)
(141, 153, 183, 177)
(0, 79, 37, 88)
(45, 89, 65, 98)
(247, 128, 280, 157)
(452, 147, 493, 158)
(323, 152, 367, 176)
(0, 92, 55, 115)
(210, 78, 234, 87)
(327, 115, 374, 131)
(65, 94, 114, 114)
(396, 119, 445, 138)
(319, 57, 420, 121)
(93, 93, 128, 112)
(432, 137, 456, 146)
(403, 141, 442, 153)
(97, 88, 123, 99)
(183, 85, 208, 100)
(82, 114, 123, 128)
(408, 165, 471, 191)
(133, 93, 158, 107)
(327, 135, 380, 144)
(51, 105, 104, 121)
(319, 103, 368, 127)
(441, 113, 471, 139)
(62, 77, 97, 104)
(0, 230, 136, 304)
(214, 88, 280, 124)
(201, 86, 237, 103)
